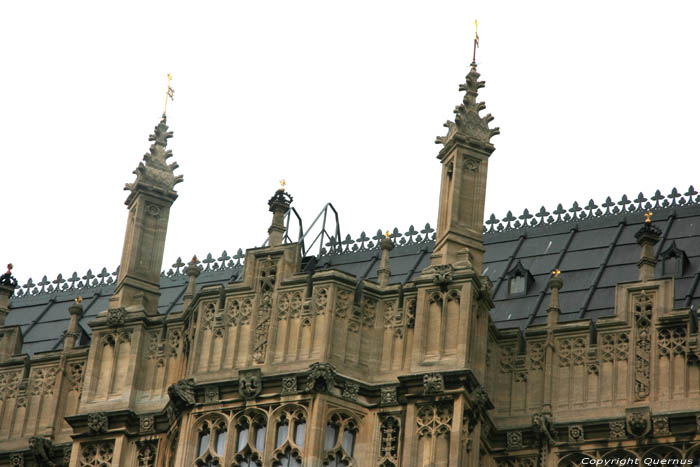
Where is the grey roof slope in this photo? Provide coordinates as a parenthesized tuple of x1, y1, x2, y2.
(8, 187, 700, 356)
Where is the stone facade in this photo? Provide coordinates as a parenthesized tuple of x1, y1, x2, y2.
(1, 62, 700, 467)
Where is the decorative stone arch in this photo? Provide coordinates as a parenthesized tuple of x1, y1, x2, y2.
(269, 403, 308, 466)
(322, 409, 360, 466)
(641, 445, 683, 462)
(685, 443, 700, 463)
(230, 407, 269, 467)
(191, 412, 229, 467)
(600, 449, 639, 464)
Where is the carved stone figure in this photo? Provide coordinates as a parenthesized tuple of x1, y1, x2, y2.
(304, 362, 336, 393)
(87, 412, 108, 434)
(238, 369, 262, 399)
(167, 378, 195, 411)
(28, 437, 54, 467)
(106, 307, 126, 327)
(423, 373, 444, 395)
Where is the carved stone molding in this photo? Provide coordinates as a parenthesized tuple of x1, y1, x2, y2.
(341, 381, 359, 401)
(567, 424, 584, 444)
(380, 386, 398, 405)
(87, 412, 108, 434)
(304, 362, 336, 394)
(167, 378, 195, 412)
(139, 415, 155, 434)
(506, 431, 523, 450)
(651, 416, 671, 436)
(204, 385, 219, 403)
(9, 453, 23, 467)
(106, 308, 126, 327)
(626, 407, 651, 438)
(238, 368, 262, 400)
(609, 420, 627, 440)
(423, 373, 444, 395)
(281, 376, 297, 395)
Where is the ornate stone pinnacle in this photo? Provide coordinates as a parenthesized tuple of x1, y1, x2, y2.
(124, 116, 183, 197)
(435, 66, 500, 152)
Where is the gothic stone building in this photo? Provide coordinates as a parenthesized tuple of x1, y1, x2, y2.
(1, 62, 700, 467)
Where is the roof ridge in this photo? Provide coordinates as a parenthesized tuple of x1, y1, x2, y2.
(484, 185, 698, 234)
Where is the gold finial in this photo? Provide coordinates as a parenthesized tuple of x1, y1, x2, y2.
(163, 73, 174, 116)
(644, 211, 652, 223)
(472, 19, 480, 66)
(551, 269, 561, 278)
(74, 296, 83, 304)
(279, 179, 286, 191)
(385, 230, 391, 238)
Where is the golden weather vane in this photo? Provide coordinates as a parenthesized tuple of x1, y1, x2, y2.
(472, 19, 480, 66)
(279, 179, 286, 191)
(644, 211, 653, 223)
(551, 269, 561, 278)
(163, 73, 175, 116)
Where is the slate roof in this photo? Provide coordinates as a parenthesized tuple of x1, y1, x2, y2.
(8, 187, 700, 356)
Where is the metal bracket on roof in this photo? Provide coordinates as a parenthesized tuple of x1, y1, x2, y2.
(261, 203, 341, 257)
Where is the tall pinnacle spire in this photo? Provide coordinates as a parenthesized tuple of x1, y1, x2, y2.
(111, 116, 184, 315)
(124, 117, 183, 202)
(435, 66, 500, 156)
(432, 55, 499, 269)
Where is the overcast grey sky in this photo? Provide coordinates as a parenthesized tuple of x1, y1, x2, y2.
(2, 1, 699, 285)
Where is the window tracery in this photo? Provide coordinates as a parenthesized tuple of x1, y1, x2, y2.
(271, 406, 306, 467)
(323, 412, 358, 467)
(194, 417, 227, 467)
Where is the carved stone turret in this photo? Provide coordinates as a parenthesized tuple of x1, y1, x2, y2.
(267, 188, 292, 247)
(377, 232, 394, 286)
(635, 212, 661, 281)
(433, 64, 499, 270)
(110, 116, 183, 314)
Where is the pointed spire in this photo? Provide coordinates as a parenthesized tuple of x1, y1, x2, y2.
(435, 65, 500, 155)
(125, 116, 183, 201)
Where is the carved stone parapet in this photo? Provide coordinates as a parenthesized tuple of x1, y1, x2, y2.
(87, 412, 108, 434)
(238, 368, 262, 400)
(168, 378, 195, 412)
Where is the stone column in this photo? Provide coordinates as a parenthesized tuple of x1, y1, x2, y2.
(182, 256, 201, 311)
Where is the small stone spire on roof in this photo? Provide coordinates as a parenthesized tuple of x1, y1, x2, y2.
(377, 230, 395, 286)
(635, 211, 661, 281)
(124, 116, 183, 200)
(547, 269, 563, 326)
(0, 263, 17, 327)
(267, 183, 293, 247)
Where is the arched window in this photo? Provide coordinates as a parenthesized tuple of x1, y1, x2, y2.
(232, 411, 267, 467)
(194, 417, 227, 467)
(323, 412, 358, 467)
(272, 405, 306, 467)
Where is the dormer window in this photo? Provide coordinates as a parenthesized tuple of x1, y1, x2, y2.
(509, 274, 526, 295)
(504, 261, 534, 297)
(660, 241, 688, 277)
